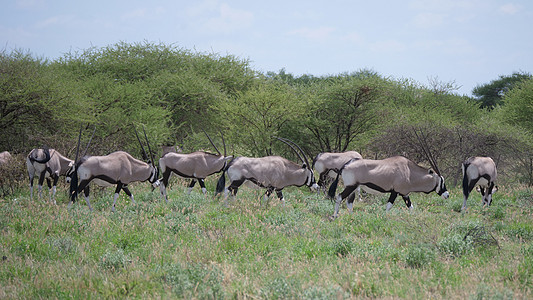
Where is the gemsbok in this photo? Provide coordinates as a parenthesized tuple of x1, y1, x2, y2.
(328, 156, 449, 218)
(26, 148, 74, 203)
(313, 151, 363, 201)
(158, 132, 233, 201)
(68, 126, 159, 211)
(461, 156, 498, 211)
(215, 137, 319, 205)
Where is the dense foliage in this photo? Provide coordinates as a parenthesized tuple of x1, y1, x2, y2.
(1, 41, 533, 186)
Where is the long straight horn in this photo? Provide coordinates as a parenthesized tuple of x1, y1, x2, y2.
(413, 128, 441, 175)
(74, 125, 83, 163)
(82, 125, 96, 157)
(133, 124, 148, 161)
(203, 129, 221, 155)
(142, 125, 156, 166)
(219, 131, 227, 157)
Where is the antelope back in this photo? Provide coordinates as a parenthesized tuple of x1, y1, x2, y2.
(464, 157, 497, 183)
(343, 156, 438, 195)
(160, 151, 229, 178)
(314, 151, 362, 174)
(78, 151, 153, 184)
(228, 156, 310, 189)
(0, 151, 11, 165)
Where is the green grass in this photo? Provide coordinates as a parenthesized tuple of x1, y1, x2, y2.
(0, 181, 532, 299)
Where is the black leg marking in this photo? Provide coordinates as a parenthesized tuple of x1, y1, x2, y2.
(228, 179, 245, 196)
(276, 189, 283, 200)
(198, 179, 206, 189)
(388, 191, 398, 204)
(339, 185, 358, 201)
(402, 195, 412, 208)
(188, 179, 196, 188)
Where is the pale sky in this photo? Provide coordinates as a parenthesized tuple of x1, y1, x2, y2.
(2, 0, 532, 95)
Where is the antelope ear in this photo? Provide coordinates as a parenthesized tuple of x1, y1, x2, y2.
(428, 169, 434, 174)
(301, 163, 307, 169)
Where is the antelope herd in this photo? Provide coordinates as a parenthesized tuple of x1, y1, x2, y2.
(0, 129, 499, 217)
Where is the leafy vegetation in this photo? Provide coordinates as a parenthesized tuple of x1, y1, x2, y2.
(0, 41, 532, 298)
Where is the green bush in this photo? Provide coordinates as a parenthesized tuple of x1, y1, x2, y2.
(405, 245, 435, 268)
(163, 263, 224, 299)
(99, 249, 129, 271)
(438, 234, 473, 258)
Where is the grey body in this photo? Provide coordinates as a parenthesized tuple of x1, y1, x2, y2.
(159, 151, 233, 201)
(313, 151, 363, 200)
(462, 156, 497, 210)
(219, 155, 318, 205)
(68, 151, 159, 211)
(0, 151, 11, 164)
(330, 156, 449, 218)
(26, 148, 73, 204)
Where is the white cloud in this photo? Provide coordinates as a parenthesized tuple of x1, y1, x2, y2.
(499, 3, 521, 15)
(287, 27, 335, 41)
(202, 3, 254, 34)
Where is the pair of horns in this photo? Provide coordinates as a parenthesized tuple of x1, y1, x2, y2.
(133, 124, 156, 167)
(274, 136, 311, 168)
(74, 124, 96, 163)
(412, 128, 441, 175)
(203, 130, 227, 156)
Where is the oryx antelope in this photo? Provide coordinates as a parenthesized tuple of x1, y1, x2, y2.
(68, 125, 159, 211)
(67, 151, 160, 211)
(328, 156, 449, 218)
(461, 156, 498, 211)
(158, 132, 232, 201)
(313, 151, 363, 201)
(215, 137, 319, 205)
(26, 148, 74, 203)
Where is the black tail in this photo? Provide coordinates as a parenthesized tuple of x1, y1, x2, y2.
(69, 166, 79, 203)
(327, 172, 341, 199)
(462, 162, 470, 198)
(215, 170, 226, 195)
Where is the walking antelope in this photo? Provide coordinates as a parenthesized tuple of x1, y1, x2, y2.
(215, 137, 319, 205)
(158, 132, 232, 201)
(313, 151, 363, 201)
(328, 156, 449, 218)
(68, 127, 159, 211)
(461, 156, 498, 211)
(26, 148, 74, 203)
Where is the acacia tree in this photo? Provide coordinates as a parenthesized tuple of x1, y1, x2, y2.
(216, 79, 305, 156)
(472, 71, 532, 110)
(303, 72, 384, 153)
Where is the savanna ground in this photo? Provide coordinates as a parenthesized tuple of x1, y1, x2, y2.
(0, 177, 532, 299)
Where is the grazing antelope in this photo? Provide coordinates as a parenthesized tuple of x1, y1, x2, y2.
(215, 137, 319, 205)
(313, 151, 363, 201)
(68, 125, 159, 211)
(68, 151, 160, 211)
(328, 156, 449, 218)
(158, 132, 232, 201)
(461, 156, 498, 211)
(26, 148, 74, 204)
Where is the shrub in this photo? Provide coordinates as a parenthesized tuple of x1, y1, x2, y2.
(405, 245, 435, 268)
(438, 234, 473, 258)
(163, 263, 224, 299)
(99, 249, 129, 271)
